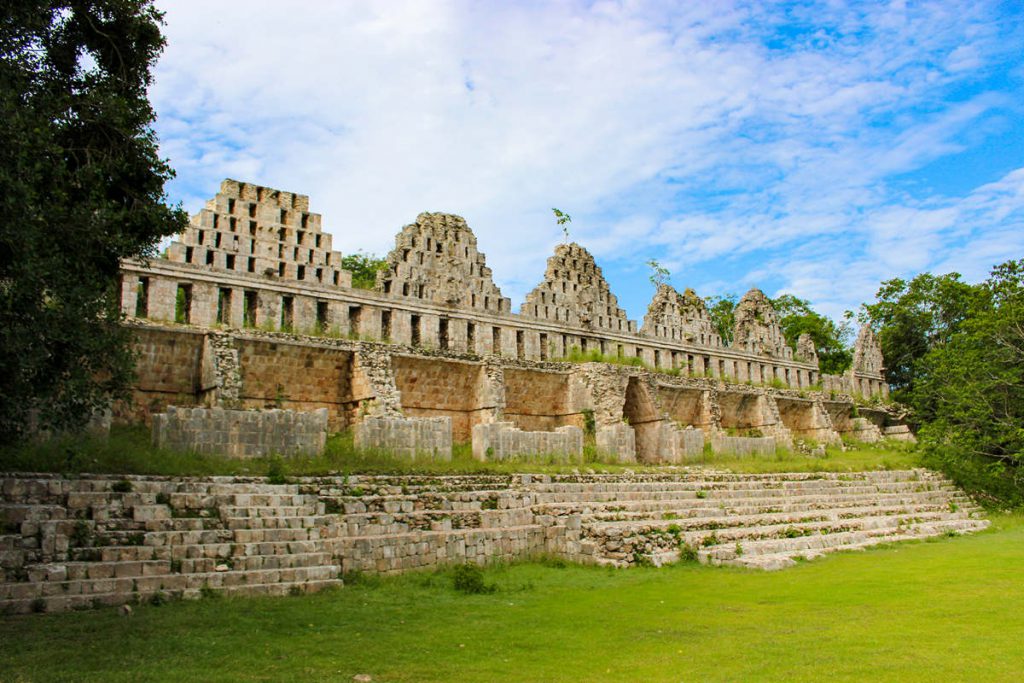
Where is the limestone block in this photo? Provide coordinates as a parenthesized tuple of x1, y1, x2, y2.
(596, 424, 636, 462)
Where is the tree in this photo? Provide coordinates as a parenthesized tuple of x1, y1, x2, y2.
(770, 294, 853, 375)
(705, 293, 737, 345)
(646, 259, 670, 288)
(0, 2, 187, 440)
(341, 251, 387, 290)
(552, 208, 571, 242)
(860, 272, 980, 404)
(908, 260, 1024, 504)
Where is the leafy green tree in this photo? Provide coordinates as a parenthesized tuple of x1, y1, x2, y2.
(860, 272, 980, 403)
(0, 1, 187, 440)
(770, 294, 853, 375)
(705, 294, 737, 345)
(342, 251, 387, 289)
(910, 261, 1024, 504)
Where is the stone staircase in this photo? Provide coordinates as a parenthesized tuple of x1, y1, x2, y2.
(0, 469, 989, 615)
(307, 476, 545, 575)
(531, 470, 987, 570)
(0, 476, 342, 615)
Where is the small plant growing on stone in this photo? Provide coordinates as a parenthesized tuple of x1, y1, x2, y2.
(581, 408, 596, 437)
(948, 501, 960, 513)
(112, 480, 132, 493)
(266, 457, 289, 485)
(480, 495, 499, 510)
(646, 259, 670, 288)
(734, 542, 744, 557)
(155, 492, 171, 506)
(552, 208, 572, 242)
(678, 543, 699, 562)
(149, 591, 168, 607)
(70, 520, 93, 547)
(702, 532, 719, 548)
(452, 563, 495, 594)
(695, 490, 707, 499)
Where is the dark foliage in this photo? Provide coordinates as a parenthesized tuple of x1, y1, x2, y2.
(0, 1, 186, 440)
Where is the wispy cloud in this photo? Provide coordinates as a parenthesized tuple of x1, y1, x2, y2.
(151, 0, 1024, 320)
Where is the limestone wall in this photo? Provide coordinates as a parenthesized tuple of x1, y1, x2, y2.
(472, 422, 583, 462)
(152, 406, 328, 458)
(710, 434, 776, 457)
(353, 416, 453, 460)
(390, 355, 493, 442)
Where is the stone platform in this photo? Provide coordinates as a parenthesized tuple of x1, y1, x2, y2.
(0, 470, 986, 614)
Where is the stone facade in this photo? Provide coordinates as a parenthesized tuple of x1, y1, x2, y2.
(641, 284, 722, 347)
(0, 470, 986, 613)
(122, 323, 896, 461)
(166, 178, 351, 293)
(122, 177, 884, 395)
(733, 288, 792, 360)
(152, 406, 327, 458)
(521, 242, 635, 337)
(796, 332, 818, 365)
(116, 178, 898, 459)
(375, 213, 510, 315)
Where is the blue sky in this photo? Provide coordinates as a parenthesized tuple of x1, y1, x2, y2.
(150, 1, 1024, 325)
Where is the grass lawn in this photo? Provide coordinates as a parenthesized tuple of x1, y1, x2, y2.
(2, 514, 1022, 682)
(0, 425, 920, 478)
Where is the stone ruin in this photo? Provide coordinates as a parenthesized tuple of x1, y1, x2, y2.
(733, 287, 792, 360)
(118, 179, 898, 462)
(520, 242, 635, 335)
(642, 284, 722, 347)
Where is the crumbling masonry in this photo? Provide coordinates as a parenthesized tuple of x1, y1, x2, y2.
(118, 179, 901, 460)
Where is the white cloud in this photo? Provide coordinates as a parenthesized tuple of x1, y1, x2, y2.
(150, 0, 1023, 318)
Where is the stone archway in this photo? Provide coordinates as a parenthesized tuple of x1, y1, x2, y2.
(622, 377, 663, 463)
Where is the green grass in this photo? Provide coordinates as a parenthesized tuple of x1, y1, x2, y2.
(0, 426, 922, 478)
(2, 514, 1022, 681)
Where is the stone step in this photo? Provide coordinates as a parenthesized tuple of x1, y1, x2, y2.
(530, 482, 958, 505)
(327, 492, 521, 515)
(338, 509, 534, 536)
(538, 490, 972, 517)
(0, 567, 343, 614)
(218, 505, 320, 519)
(701, 518, 990, 564)
(583, 505, 971, 539)
(541, 492, 973, 515)
(67, 538, 332, 566)
(222, 515, 335, 530)
(587, 511, 988, 568)
(180, 552, 335, 574)
(527, 470, 933, 490)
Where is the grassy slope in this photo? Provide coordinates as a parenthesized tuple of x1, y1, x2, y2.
(2, 514, 1022, 682)
(0, 426, 920, 477)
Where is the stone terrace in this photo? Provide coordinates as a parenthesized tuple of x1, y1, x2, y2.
(1, 471, 986, 614)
